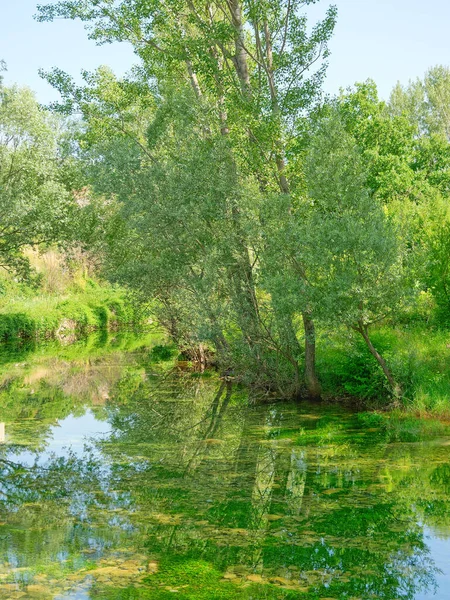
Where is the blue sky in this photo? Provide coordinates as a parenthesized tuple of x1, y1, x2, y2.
(1, 0, 449, 103)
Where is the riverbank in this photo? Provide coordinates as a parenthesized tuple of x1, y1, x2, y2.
(0, 284, 146, 342)
(146, 322, 450, 418)
(316, 324, 450, 416)
(0, 247, 150, 342)
(2, 283, 449, 420)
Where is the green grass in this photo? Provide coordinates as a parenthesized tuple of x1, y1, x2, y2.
(0, 246, 151, 342)
(0, 284, 143, 341)
(317, 324, 450, 416)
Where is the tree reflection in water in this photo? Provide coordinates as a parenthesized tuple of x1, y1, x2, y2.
(0, 337, 448, 599)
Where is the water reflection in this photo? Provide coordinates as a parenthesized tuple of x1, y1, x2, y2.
(0, 335, 449, 599)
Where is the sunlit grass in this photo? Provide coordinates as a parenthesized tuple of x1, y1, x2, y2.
(317, 324, 450, 416)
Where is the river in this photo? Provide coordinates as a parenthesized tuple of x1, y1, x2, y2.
(0, 331, 449, 599)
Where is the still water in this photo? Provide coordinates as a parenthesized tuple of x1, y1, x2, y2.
(0, 333, 449, 599)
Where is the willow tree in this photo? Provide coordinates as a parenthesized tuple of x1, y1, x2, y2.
(301, 114, 407, 396)
(37, 0, 337, 397)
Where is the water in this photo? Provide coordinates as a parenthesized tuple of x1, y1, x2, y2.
(0, 333, 449, 599)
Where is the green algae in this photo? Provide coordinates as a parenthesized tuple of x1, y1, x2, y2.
(0, 336, 449, 599)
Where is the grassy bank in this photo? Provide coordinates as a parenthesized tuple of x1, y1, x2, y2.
(0, 284, 144, 341)
(0, 248, 147, 342)
(317, 324, 450, 416)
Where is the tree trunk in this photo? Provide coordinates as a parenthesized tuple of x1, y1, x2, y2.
(186, 59, 203, 100)
(302, 312, 321, 400)
(357, 322, 402, 398)
(229, 0, 252, 97)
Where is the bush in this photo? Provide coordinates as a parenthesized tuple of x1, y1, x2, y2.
(318, 325, 450, 415)
(151, 344, 177, 362)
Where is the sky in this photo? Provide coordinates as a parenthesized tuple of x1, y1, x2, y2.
(1, 0, 449, 103)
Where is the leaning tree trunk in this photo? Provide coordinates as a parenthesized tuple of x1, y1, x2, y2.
(302, 312, 322, 400)
(357, 322, 402, 398)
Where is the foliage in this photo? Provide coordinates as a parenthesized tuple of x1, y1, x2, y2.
(34, 0, 450, 399)
(0, 84, 76, 278)
(0, 257, 144, 342)
(0, 286, 140, 341)
(0, 0, 445, 401)
(390, 65, 450, 139)
(34, 0, 339, 398)
(316, 324, 450, 414)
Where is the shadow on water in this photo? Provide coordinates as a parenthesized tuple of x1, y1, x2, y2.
(0, 333, 449, 599)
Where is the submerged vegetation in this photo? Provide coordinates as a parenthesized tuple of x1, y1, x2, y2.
(1, 336, 450, 598)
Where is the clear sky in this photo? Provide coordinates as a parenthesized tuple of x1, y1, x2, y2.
(1, 0, 449, 103)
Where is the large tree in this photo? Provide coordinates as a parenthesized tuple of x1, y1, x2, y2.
(390, 65, 450, 140)
(36, 0, 337, 398)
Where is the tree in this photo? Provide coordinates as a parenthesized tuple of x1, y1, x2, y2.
(0, 84, 73, 279)
(300, 113, 407, 396)
(390, 65, 450, 140)
(316, 80, 450, 327)
(0, 61, 6, 85)
(36, 0, 338, 398)
(389, 69, 450, 320)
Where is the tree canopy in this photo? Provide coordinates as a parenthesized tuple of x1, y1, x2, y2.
(0, 1, 447, 400)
